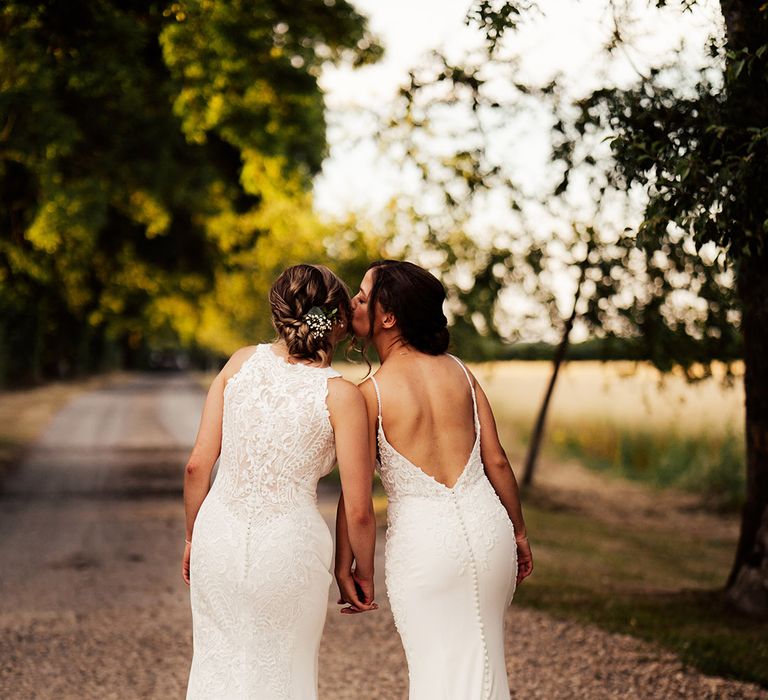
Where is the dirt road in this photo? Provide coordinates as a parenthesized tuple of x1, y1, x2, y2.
(0, 373, 764, 699)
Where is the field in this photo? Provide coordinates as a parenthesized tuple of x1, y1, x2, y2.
(469, 360, 745, 509)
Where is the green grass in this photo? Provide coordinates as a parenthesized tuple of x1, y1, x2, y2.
(515, 500, 768, 687)
(497, 416, 746, 512)
(552, 426, 746, 511)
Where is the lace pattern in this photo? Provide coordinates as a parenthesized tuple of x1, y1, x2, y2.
(187, 344, 340, 700)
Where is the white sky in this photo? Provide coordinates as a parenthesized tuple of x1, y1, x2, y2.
(312, 0, 724, 340)
(315, 0, 722, 216)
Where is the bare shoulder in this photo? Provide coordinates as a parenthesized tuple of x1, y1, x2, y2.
(326, 377, 366, 428)
(446, 353, 479, 387)
(221, 345, 260, 382)
(327, 376, 365, 407)
(366, 363, 404, 393)
(357, 376, 378, 401)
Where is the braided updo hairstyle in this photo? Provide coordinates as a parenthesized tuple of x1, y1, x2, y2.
(366, 260, 450, 355)
(269, 264, 352, 364)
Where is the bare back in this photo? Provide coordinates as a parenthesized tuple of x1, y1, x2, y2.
(370, 353, 476, 489)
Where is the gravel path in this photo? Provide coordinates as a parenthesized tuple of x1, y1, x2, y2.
(0, 372, 764, 699)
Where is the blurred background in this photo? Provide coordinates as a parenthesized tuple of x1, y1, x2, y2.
(1, 0, 767, 697)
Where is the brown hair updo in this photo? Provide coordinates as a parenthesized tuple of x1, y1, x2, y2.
(269, 264, 352, 364)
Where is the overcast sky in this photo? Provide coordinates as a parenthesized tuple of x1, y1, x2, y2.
(313, 0, 724, 340)
(314, 0, 722, 218)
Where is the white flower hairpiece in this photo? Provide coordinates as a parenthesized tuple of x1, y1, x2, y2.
(303, 306, 338, 339)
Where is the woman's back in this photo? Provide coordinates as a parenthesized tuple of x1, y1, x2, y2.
(373, 351, 517, 700)
(213, 343, 341, 519)
(371, 352, 477, 488)
(188, 343, 344, 699)
(343, 258, 530, 700)
(187, 262, 377, 700)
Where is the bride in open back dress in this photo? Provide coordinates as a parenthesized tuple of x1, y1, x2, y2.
(335, 260, 533, 699)
(182, 264, 376, 700)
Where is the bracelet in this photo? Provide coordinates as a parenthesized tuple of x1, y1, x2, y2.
(185, 539, 192, 545)
(515, 535, 529, 543)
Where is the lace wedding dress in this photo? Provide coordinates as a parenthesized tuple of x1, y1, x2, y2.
(187, 343, 341, 700)
(371, 355, 517, 700)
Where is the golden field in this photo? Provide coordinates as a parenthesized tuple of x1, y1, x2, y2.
(335, 359, 746, 508)
(337, 359, 744, 435)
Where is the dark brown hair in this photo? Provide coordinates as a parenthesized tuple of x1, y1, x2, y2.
(366, 260, 450, 355)
(269, 264, 351, 364)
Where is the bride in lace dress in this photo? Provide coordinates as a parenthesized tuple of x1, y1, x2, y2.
(182, 264, 376, 700)
(336, 260, 533, 699)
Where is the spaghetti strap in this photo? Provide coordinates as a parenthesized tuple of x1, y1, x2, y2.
(447, 354, 479, 426)
(370, 375, 383, 423)
(448, 354, 473, 391)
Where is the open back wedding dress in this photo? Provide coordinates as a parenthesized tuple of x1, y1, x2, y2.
(187, 343, 341, 700)
(371, 355, 517, 700)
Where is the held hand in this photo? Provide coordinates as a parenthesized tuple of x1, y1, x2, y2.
(335, 568, 377, 614)
(515, 537, 533, 585)
(182, 542, 191, 586)
(352, 569, 376, 609)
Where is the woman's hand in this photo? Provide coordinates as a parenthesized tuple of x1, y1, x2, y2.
(515, 537, 533, 585)
(182, 542, 191, 586)
(336, 567, 378, 614)
(351, 569, 376, 611)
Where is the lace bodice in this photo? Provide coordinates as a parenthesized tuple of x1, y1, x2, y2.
(371, 354, 484, 502)
(212, 343, 341, 519)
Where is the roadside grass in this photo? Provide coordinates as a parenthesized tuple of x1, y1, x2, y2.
(496, 416, 745, 512)
(515, 500, 768, 687)
(552, 426, 745, 511)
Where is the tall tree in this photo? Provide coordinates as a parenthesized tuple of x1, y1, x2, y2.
(0, 0, 381, 383)
(369, 42, 739, 476)
(467, 0, 767, 616)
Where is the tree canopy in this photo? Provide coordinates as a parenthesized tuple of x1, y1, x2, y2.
(436, 0, 767, 616)
(0, 0, 381, 382)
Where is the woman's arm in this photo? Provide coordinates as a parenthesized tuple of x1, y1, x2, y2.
(334, 493, 353, 582)
(333, 493, 362, 612)
(471, 373, 533, 584)
(328, 378, 377, 608)
(333, 378, 380, 612)
(182, 346, 255, 584)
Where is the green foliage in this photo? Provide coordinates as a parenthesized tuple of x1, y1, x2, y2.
(159, 0, 381, 178)
(463, 0, 767, 612)
(573, 57, 767, 261)
(497, 335, 742, 361)
(556, 426, 745, 511)
(0, 0, 381, 383)
(374, 44, 741, 375)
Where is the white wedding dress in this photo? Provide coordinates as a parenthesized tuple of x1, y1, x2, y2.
(372, 355, 517, 700)
(187, 343, 341, 700)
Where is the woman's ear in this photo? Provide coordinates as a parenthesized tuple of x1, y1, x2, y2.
(381, 311, 397, 329)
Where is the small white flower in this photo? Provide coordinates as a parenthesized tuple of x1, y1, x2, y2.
(303, 306, 337, 339)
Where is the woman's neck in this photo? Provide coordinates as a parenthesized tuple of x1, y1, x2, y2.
(272, 338, 330, 368)
(373, 332, 412, 364)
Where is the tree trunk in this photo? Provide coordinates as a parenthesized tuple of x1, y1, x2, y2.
(720, 0, 768, 619)
(522, 262, 587, 487)
(726, 252, 768, 617)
